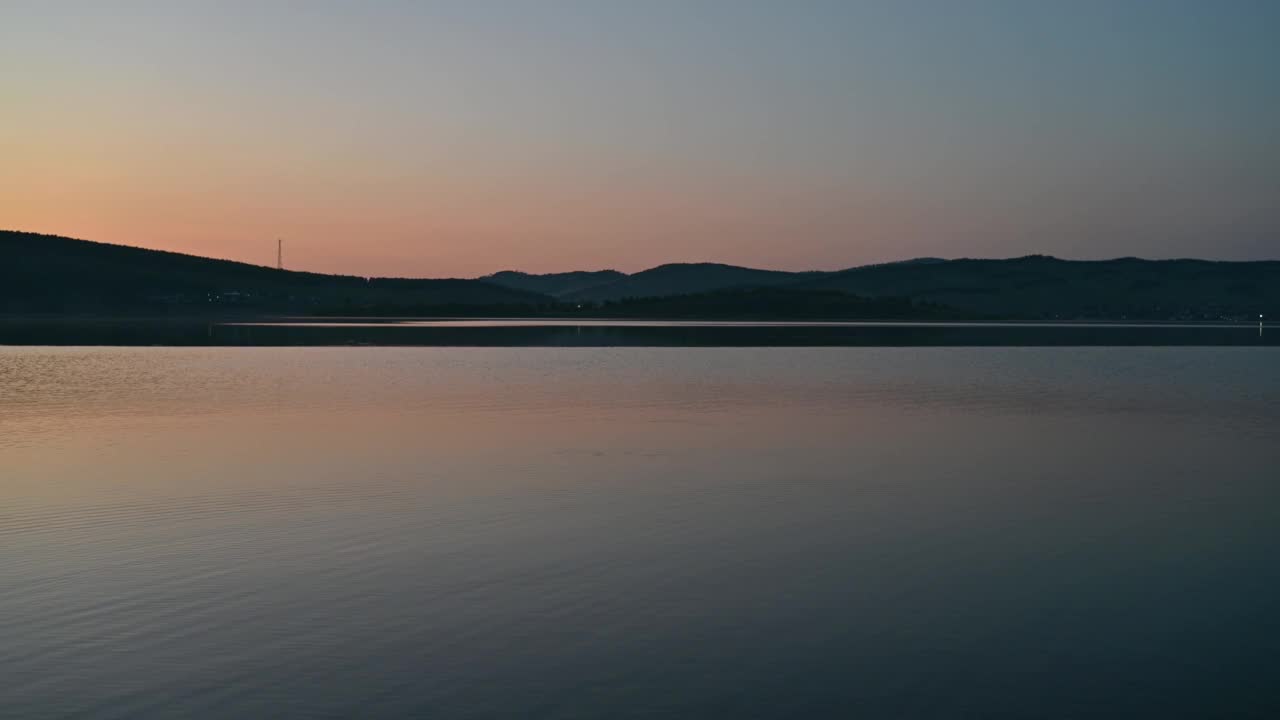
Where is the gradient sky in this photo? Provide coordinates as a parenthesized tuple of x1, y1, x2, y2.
(3, 1, 1278, 277)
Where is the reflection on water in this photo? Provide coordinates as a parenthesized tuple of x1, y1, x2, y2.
(2, 348, 1279, 718)
(0, 317, 1276, 346)
(231, 319, 1274, 328)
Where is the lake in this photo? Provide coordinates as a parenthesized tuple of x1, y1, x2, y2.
(3, 346, 1278, 718)
(1, 317, 1276, 347)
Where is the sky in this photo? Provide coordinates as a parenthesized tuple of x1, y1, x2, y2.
(3, 1, 1278, 277)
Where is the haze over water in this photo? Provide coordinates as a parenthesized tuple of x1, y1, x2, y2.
(3, 346, 1278, 718)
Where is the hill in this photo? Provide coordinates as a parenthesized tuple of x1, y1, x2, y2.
(792, 255, 1280, 320)
(0, 231, 549, 314)
(7, 231, 1277, 320)
(482, 269, 626, 298)
(592, 287, 957, 320)
(562, 263, 818, 302)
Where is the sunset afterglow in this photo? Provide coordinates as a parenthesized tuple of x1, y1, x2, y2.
(4, 1, 1277, 276)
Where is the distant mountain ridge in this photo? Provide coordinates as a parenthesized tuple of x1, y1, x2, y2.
(484, 255, 1279, 319)
(5, 230, 1277, 320)
(482, 257, 944, 302)
(561, 263, 810, 302)
(0, 230, 546, 314)
(481, 270, 625, 298)
(793, 254, 1280, 319)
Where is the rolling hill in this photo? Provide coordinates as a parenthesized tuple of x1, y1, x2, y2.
(560, 263, 816, 302)
(0, 231, 549, 314)
(482, 269, 626, 298)
(791, 255, 1280, 320)
(6, 230, 1276, 320)
(485, 258, 947, 303)
(589, 287, 957, 320)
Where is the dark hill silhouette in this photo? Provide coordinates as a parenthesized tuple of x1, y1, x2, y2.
(792, 255, 1280, 320)
(0, 231, 548, 314)
(310, 287, 955, 321)
(6, 231, 1277, 320)
(591, 287, 957, 320)
(482, 269, 625, 298)
(562, 263, 821, 302)
(481, 258, 942, 303)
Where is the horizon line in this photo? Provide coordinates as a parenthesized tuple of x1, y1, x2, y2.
(5, 228, 1279, 281)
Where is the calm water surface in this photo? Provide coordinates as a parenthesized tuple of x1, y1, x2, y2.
(2, 317, 1276, 346)
(2, 347, 1279, 718)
